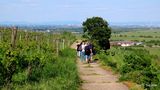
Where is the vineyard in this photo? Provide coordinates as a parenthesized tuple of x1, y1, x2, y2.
(1, 27, 160, 90)
(0, 28, 80, 89)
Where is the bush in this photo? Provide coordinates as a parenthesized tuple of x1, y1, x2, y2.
(2, 48, 80, 90)
(120, 49, 159, 89)
(98, 47, 160, 90)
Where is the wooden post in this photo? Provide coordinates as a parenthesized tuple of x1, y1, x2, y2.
(0, 32, 1, 42)
(47, 38, 50, 46)
(47, 33, 50, 46)
(63, 39, 65, 49)
(56, 39, 59, 56)
(36, 35, 38, 41)
(19, 34, 21, 41)
(25, 31, 28, 46)
(68, 40, 70, 47)
(0, 30, 3, 42)
(11, 26, 18, 48)
(37, 35, 40, 50)
(52, 39, 55, 50)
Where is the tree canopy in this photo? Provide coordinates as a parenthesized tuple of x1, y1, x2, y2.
(82, 17, 111, 50)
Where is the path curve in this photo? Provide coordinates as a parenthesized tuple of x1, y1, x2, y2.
(71, 40, 128, 90)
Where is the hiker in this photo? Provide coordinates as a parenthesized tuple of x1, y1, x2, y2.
(80, 41, 87, 62)
(85, 42, 92, 63)
(76, 42, 82, 57)
(88, 42, 94, 62)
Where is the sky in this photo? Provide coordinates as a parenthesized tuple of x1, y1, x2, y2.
(0, 0, 160, 24)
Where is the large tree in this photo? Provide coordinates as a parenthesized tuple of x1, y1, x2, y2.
(82, 17, 111, 50)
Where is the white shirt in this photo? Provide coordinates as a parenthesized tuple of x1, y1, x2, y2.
(81, 44, 86, 52)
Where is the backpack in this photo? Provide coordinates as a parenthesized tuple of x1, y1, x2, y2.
(85, 46, 91, 55)
(78, 45, 82, 51)
(92, 49, 96, 55)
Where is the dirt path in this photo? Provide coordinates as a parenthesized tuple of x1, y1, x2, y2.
(78, 61, 128, 90)
(71, 40, 128, 90)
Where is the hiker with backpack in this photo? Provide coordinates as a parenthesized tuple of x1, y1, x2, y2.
(88, 42, 94, 62)
(85, 42, 93, 63)
(77, 42, 82, 57)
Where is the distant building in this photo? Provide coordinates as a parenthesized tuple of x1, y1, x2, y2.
(110, 41, 143, 47)
(71, 32, 80, 34)
(47, 30, 50, 32)
(135, 42, 143, 45)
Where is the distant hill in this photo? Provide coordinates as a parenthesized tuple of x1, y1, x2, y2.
(0, 21, 160, 33)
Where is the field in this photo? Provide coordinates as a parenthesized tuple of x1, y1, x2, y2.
(111, 28, 160, 56)
(111, 29, 160, 41)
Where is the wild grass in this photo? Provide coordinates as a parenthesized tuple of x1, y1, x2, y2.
(2, 48, 80, 90)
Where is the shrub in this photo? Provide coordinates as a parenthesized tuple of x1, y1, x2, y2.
(120, 49, 159, 89)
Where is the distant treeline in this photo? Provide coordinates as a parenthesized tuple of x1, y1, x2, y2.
(113, 35, 160, 38)
(1, 25, 160, 34)
(112, 26, 160, 33)
(0, 25, 83, 33)
(144, 40, 160, 47)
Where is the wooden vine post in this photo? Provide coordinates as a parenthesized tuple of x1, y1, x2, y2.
(0, 31, 1, 42)
(11, 26, 18, 49)
(19, 34, 21, 41)
(68, 40, 70, 47)
(63, 39, 65, 49)
(25, 30, 29, 46)
(56, 39, 59, 56)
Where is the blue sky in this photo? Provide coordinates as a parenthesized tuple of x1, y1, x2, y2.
(0, 0, 160, 24)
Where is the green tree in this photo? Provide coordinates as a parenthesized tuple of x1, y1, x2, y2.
(82, 17, 111, 50)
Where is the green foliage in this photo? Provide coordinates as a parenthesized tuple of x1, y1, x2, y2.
(82, 17, 111, 50)
(97, 47, 160, 90)
(11, 48, 80, 90)
(121, 52, 151, 73)
(0, 30, 80, 89)
(121, 49, 160, 89)
(97, 51, 117, 69)
(145, 40, 160, 47)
